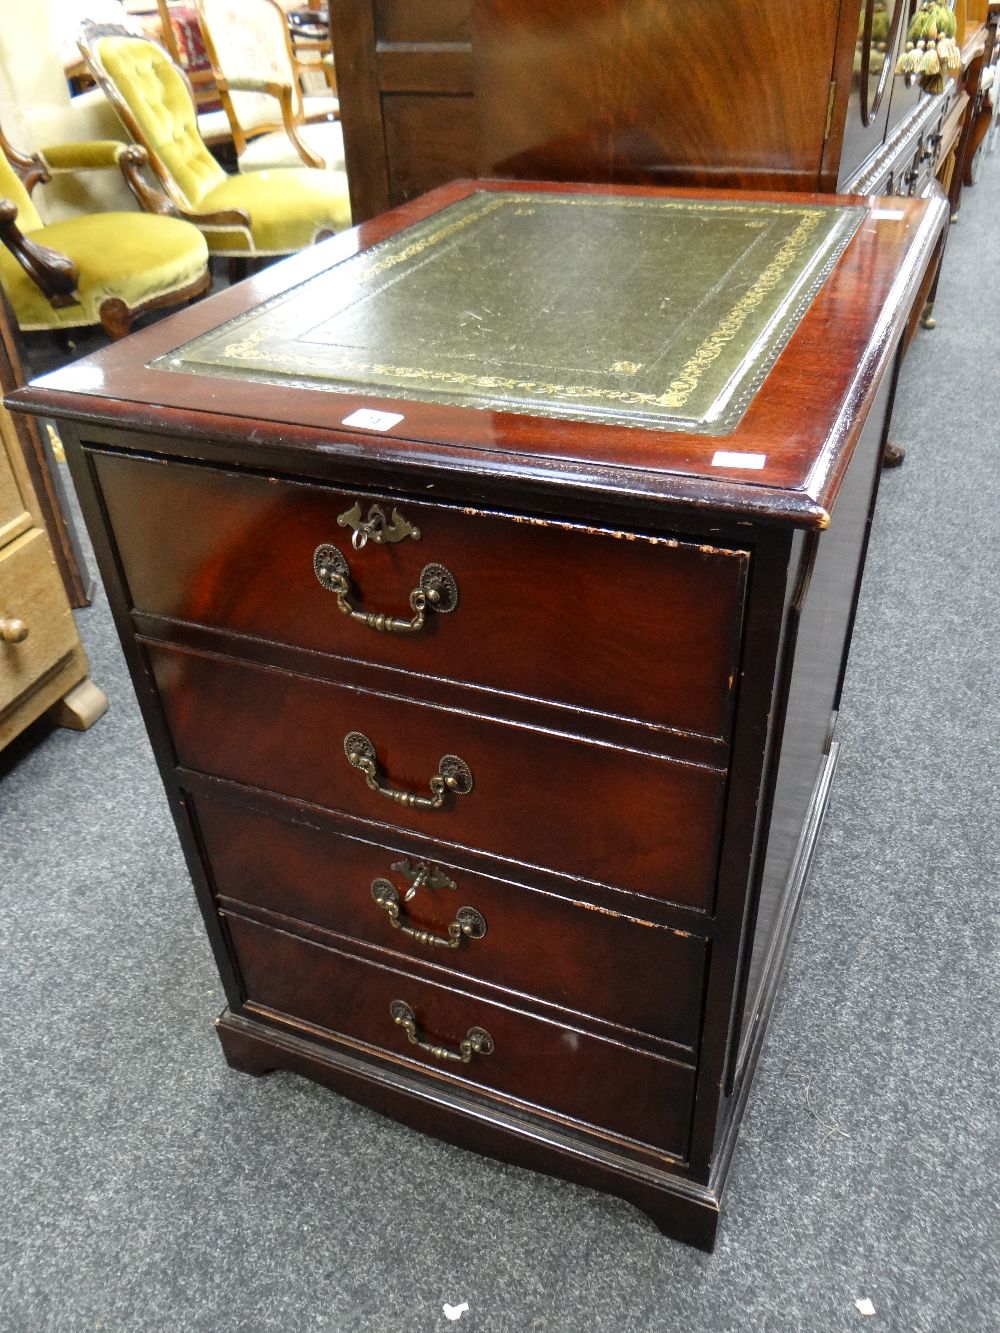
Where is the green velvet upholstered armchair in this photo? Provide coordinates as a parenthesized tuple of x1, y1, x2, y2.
(78, 21, 352, 259)
(0, 127, 210, 339)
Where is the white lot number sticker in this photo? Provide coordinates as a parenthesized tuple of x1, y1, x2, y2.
(711, 451, 767, 470)
(341, 409, 405, 432)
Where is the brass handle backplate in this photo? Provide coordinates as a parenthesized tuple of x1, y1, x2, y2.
(372, 878, 486, 949)
(314, 544, 457, 635)
(390, 999, 494, 1063)
(0, 617, 29, 644)
(344, 732, 473, 810)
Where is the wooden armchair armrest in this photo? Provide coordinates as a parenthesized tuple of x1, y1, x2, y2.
(218, 76, 325, 168)
(289, 41, 333, 56)
(291, 52, 338, 103)
(185, 205, 252, 230)
(114, 145, 179, 217)
(291, 48, 331, 73)
(220, 76, 287, 96)
(0, 126, 48, 194)
(0, 198, 80, 308)
(114, 141, 249, 230)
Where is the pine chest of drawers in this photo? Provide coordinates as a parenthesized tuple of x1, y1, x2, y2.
(9, 180, 947, 1249)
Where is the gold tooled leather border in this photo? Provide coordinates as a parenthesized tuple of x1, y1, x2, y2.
(155, 191, 865, 435)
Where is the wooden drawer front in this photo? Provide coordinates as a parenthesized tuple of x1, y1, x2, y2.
(224, 911, 696, 1158)
(195, 794, 708, 1053)
(95, 451, 748, 739)
(151, 643, 726, 908)
(0, 529, 76, 715)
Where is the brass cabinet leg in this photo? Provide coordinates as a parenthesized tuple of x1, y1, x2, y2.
(920, 302, 937, 330)
(49, 677, 108, 731)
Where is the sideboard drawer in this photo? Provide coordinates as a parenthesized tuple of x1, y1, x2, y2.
(224, 911, 696, 1159)
(194, 793, 708, 1053)
(94, 450, 749, 739)
(150, 642, 726, 908)
(0, 529, 77, 715)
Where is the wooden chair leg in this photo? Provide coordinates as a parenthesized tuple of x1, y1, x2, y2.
(98, 298, 133, 340)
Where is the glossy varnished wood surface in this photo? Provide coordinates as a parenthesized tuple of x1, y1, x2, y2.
(474, 0, 850, 190)
(330, 1, 917, 211)
(223, 910, 697, 1158)
(193, 792, 708, 1053)
(731, 367, 890, 1084)
(147, 640, 727, 908)
(10, 180, 947, 530)
(6, 174, 931, 1247)
(94, 450, 749, 740)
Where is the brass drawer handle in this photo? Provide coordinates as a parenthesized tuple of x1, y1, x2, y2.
(314, 543, 458, 635)
(390, 999, 494, 1064)
(344, 731, 473, 810)
(372, 878, 487, 949)
(0, 617, 29, 644)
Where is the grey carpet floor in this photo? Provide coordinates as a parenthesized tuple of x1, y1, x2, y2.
(1, 164, 999, 1333)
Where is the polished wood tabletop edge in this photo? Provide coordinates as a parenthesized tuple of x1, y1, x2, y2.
(798, 184, 949, 520)
(2, 394, 837, 530)
(5, 179, 949, 531)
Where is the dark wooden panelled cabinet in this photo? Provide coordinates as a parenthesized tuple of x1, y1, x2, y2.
(8, 180, 947, 1250)
(332, 2, 979, 215)
(330, 0, 984, 351)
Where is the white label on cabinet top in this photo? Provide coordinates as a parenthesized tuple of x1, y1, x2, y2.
(341, 408, 405, 432)
(711, 451, 767, 470)
(870, 208, 905, 220)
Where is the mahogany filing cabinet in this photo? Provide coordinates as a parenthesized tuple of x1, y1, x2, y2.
(8, 180, 948, 1249)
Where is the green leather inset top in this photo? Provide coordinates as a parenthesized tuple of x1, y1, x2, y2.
(155, 190, 865, 434)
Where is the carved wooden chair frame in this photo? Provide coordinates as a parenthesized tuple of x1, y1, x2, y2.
(195, 0, 338, 169)
(77, 21, 255, 248)
(0, 122, 210, 340)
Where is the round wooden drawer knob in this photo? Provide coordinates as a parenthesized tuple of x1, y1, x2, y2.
(0, 617, 29, 643)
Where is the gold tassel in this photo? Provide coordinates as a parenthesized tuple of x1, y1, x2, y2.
(937, 37, 962, 73)
(896, 43, 917, 76)
(897, 3, 962, 92)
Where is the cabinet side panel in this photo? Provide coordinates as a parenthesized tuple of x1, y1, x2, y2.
(733, 368, 892, 1079)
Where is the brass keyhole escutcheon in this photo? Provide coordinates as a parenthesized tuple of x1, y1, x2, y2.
(337, 501, 421, 549)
